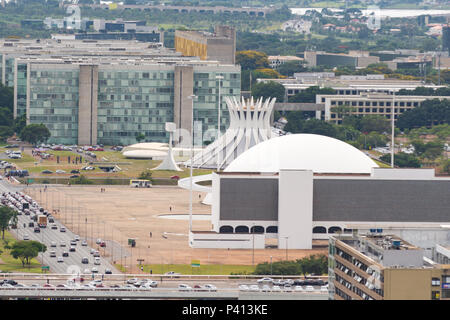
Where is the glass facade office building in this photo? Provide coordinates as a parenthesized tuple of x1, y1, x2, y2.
(13, 60, 241, 146)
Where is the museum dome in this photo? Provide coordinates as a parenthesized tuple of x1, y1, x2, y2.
(224, 134, 379, 174)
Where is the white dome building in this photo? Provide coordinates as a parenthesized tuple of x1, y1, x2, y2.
(225, 133, 379, 174)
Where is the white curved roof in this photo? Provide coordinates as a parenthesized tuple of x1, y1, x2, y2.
(224, 134, 379, 174)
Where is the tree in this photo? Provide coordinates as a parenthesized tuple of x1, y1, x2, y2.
(13, 114, 27, 135)
(277, 61, 307, 77)
(0, 83, 13, 111)
(359, 115, 391, 134)
(397, 99, 450, 130)
(136, 133, 145, 143)
(0, 206, 17, 240)
(298, 254, 328, 276)
(10, 240, 46, 267)
(380, 153, 421, 168)
(19, 123, 51, 145)
(138, 170, 152, 180)
(252, 68, 282, 79)
(235, 50, 270, 71)
(442, 159, 450, 174)
(411, 140, 444, 160)
(251, 81, 285, 102)
(284, 118, 337, 138)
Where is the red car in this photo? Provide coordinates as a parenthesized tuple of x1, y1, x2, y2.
(170, 175, 180, 180)
(99, 241, 106, 248)
(94, 147, 104, 151)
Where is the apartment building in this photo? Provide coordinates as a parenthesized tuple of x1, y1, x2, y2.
(329, 233, 450, 300)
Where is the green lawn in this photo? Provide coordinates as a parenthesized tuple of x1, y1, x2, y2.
(136, 264, 255, 275)
(5, 147, 212, 181)
(0, 231, 42, 273)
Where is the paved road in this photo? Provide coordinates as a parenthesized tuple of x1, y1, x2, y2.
(0, 180, 121, 276)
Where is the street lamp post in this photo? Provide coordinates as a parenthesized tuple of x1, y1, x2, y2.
(187, 94, 197, 234)
(285, 236, 289, 260)
(391, 90, 396, 168)
(270, 256, 273, 276)
(216, 75, 224, 171)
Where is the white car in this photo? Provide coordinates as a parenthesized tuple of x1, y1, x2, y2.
(178, 284, 192, 291)
(249, 285, 260, 292)
(55, 170, 66, 174)
(261, 285, 271, 292)
(23, 234, 29, 240)
(60, 241, 66, 247)
(272, 285, 282, 292)
(50, 241, 57, 247)
(203, 284, 217, 292)
(305, 285, 315, 292)
(83, 268, 90, 274)
(284, 285, 293, 292)
(257, 277, 273, 284)
(126, 278, 139, 284)
(57, 256, 64, 263)
(81, 240, 88, 246)
(92, 267, 98, 273)
(294, 286, 303, 292)
(320, 285, 328, 292)
(238, 284, 249, 291)
(94, 257, 101, 265)
(74, 235, 80, 241)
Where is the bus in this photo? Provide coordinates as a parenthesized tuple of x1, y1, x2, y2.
(130, 179, 152, 188)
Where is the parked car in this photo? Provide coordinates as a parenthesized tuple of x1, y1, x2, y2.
(41, 170, 53, 174)
(23, 234, 29, 241)
(249, 285, 260, 292)
(272, 285, 282, 292)
(178, 284, 192, 292)
(238, 284, 249, 291)
(203, 284, 217, 292)
(261, 285, 271, 292)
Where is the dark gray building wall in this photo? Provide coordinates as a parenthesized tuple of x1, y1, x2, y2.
(220, 178, 278, 221)
(313, 179, 450, 222)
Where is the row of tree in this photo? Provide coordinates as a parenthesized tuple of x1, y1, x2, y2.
(253, 254, 328, 276)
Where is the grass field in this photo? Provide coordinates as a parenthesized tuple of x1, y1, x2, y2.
(0, 231, 42, 273)
(3, 147, 212, 181)
(137, 264, 255, 275)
